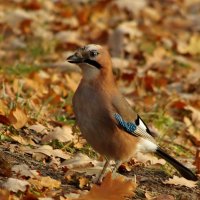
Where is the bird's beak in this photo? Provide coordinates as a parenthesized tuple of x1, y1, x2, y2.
(67, 54, 84, 64)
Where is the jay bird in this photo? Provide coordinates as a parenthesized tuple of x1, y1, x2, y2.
(67, 44, 197, 183)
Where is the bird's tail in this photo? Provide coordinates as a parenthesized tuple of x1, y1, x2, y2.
(155, 147, 197, 181)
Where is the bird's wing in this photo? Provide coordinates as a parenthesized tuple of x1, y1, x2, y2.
(111, 93, 155, 142)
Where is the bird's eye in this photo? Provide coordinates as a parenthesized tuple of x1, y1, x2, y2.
(89, 50, 99, 57)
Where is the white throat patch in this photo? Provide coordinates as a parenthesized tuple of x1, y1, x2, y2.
(79, 63, 100, 80)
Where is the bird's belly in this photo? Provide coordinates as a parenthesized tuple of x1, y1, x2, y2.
(73, 87, 139, 161)
(75, 108, 139, 161)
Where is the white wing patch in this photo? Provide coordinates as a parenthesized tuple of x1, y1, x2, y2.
(136, 138, 157, 153)
(134, 115, 155, 141)
(138, 118, 147, 130)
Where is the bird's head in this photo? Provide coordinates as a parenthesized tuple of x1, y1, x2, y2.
(67, 44, 113, 80)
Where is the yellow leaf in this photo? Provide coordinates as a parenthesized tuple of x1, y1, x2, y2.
(29, 176, 61, 189)
(9, 107, 28, 129)
(0, 100, 8, 115)
(79, 177, 89, 189)
(178, 35, 200, 55)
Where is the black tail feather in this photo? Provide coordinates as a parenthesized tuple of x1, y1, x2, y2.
(156, 148, 197, 181)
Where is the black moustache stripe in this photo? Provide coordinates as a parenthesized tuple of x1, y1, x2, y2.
(84, 59, 102, 69)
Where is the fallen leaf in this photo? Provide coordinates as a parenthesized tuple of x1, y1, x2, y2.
(154, 194, 175, 200)
(178, 34, 200, 55)
(186, 105, 200, 129)
(0, 100, 8, 115)
(64, 193, 80, 199)
(74, 172, 137, 200)
(29, 176, 61, 189)
(145, 191, 153, 200)
(10, 134, 36, 146)
(145, 47, 170, 68)
(20, 145, 71, 160)
(61, 153, 102, 169)
(42, 125, 74, 143)
(113, 0, 147, 15)
(62, 153, 109, 179)
(163, 175, 197, 188)
(184, 117, 200, 145)
(22, 0, 41, 10)
(12, 164, 39, 177)
(28, 124, 48, 134)
(112, 58, 129, 69)
(4, 9, 33, 29)
(142, 7, 161, 22)
(73, 137, 86, 149)
(119, 163, 132, 172)
(136, 152, 166, 165)
(3, 178, 30, 192)
(117, 21, 142, 39)
(9, 107, 28, 129)
(79, 176, 89, 189)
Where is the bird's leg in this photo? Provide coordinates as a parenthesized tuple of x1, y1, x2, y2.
(112, 160, 122, 174)
(96, 158, 110, 184)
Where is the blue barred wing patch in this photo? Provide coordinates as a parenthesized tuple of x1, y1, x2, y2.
(114, 113, 137, 134)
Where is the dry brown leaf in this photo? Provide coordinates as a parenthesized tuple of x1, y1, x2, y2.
(163, 175, 197, 188)
(145, 190, 175, 200)
(73, 139, 85, 149)
(42, 125, 74, 143)
(112, 58, 129, 69)
(186, 106, 200, 129)
(0, 100, 8, 115)
(28, 124, 48, 134)
(65, 193, 80, 199)
(29, 176, 61, 189)
(136, 152, 166, 165)
(55, 31, 83, 45)
(184, 117, 200, 145)
(3, 178, 30, 192)
(4, 9, 33, 28)
(142, 7, 161, 22)
(38, 197, 54, 200)
(20, 145, 71, 160)
(145, 191, 154, 200)
(145, 47, 170, 67)
(61, 153, 102, 169)
(10, 134, 36, 146)
(113, 0, 147, 15)
(178, 34, 200, 55)
(74, 172, 136, 200)
(9, 107, 28, 129)
(186, 35, 200, 55)
(12, 164, 39, 178)
(117, 21, 142, 39)
(154, 194, 175, 200)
